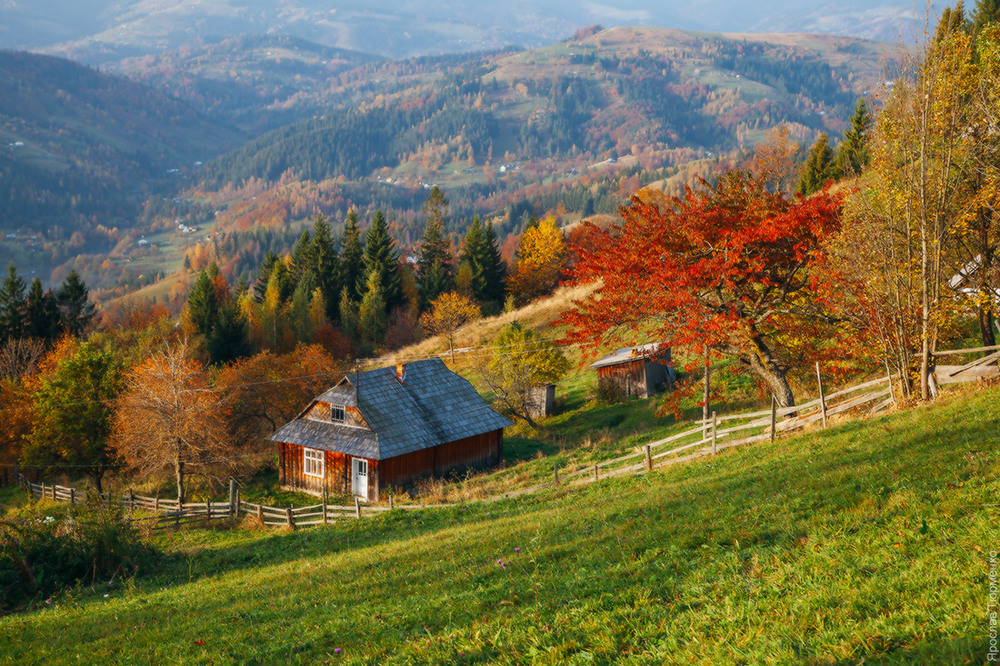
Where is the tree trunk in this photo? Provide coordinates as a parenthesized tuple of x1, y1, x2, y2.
(744, 335, 795, 408)
(175, 459, 185, 504)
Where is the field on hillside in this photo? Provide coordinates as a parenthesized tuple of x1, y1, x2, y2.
(2, 382, 995, 663)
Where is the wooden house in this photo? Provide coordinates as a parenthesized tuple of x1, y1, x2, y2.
(591, 343, 675, 399)
(267, 358, 513, 501)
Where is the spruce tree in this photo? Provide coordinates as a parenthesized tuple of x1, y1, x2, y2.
(1, 264, 28, 344)
(417, 196, 454, 310)
(309, 215, 340, 322)
(207, 301, 251, 366)
(837, 99, 872, 176)
(255, 250, 279, 301)
(460, 216, 507, 310)
(186, 269, 219, 339)
(973, 0, 1000, 36)
(25, 278, 60, 343)
(359, 270, 387, 348)
(290, 228, 313, 287)
(482, 221, 508, 307)
(340, 210, 365, 302)
(797, 133, 835, 196)
(56, 270, 94, 337)
(361, 210, 402, 311)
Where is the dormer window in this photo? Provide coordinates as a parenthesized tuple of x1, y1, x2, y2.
(331, 404, 346, 422)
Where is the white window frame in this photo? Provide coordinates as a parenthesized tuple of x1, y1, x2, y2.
(303, 448, 325, 478)
(331, 404, 346, 423)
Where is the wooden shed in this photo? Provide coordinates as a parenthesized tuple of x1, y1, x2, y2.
(267, 358, 513, 501)
(591, 343, 675, 399)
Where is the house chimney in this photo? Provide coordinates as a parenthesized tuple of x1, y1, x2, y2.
(396, 362, 406, 384)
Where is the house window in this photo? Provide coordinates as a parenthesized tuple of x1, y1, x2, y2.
(331, 404, 345, 422)
(303, 448, 325, 478)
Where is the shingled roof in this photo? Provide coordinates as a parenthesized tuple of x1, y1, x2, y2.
(267, 358, 512, 460)
(590, 343, 666, 369)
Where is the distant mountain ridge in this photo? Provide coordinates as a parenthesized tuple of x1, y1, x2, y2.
(2, 0, 917, 63)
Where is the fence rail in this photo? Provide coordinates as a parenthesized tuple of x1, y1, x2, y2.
(16, 363, 913, 532)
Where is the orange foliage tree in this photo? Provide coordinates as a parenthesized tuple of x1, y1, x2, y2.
(562, 170, 843, 407)
(112, 341, 231, 502)
(215, 345, 345, 469)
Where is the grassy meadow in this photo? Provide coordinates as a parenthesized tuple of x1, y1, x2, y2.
(1, 381, 995, 664)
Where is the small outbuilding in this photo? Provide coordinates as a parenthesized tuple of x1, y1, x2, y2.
(267, 358, 513, 501)
(591, 343, 675, 399)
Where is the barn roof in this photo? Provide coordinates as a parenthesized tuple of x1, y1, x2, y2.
(590, 343, 667, 369)
(267, 358, 512, 460)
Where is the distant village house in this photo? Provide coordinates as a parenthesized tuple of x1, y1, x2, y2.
(267, 359, 512, 501)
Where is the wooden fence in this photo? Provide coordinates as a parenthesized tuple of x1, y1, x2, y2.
(15, 477, 413, 530)
(932, 345, 1000, 386)
(16, 365, 903, 531)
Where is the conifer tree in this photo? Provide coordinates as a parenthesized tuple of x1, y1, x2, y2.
(255, 250, 279, 301)
(309, 214, 340, 322)
(359, 271, 387, 348)
(207, 301, 251, 365)
(290, 228, 313, 286)
(973, 0, 1000, 36)
(340, 210, 365, 302)
(797, 133, 835, 195)
(25, 278, 60, 343)
(361, 210, 402, 311)
(0, 264, 27, 344)
(56, 270, 94, 337)
(338, 286, 360, 343)
(837, 98, 872, 176)
(460, 216, 507, 310)
(186, 269, 219, 339)
(417, 192, 455, 309)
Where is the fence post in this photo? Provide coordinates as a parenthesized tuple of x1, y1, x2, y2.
(644, 445, 652, 471)
(885, 361, 897, 407)
(234, 489, 241, 518)
(129, 489, 135, 513)
(355, 497, 361, 519)
(286, 506, 295, 530)
(553, 461, 560, 485)
(229, 479, 237, 517)
(711, 411, 718, 454)
(257, 504, 263, 524)
(70, 488, 76, 505)
(389, 494, 394, 510)
(702, 349, 711, 440)
(816, 362, 828, 428)
(154, 496, 160, 512)
(770, 396, 777, 442)
(593, 464, 599, 482)
(40, 482, 46, 500)
(206, 498, 211, 519)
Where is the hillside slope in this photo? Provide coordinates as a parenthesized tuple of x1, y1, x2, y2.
(1, 384, 993, 663)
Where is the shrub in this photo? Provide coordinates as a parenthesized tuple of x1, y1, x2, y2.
(595, 376, 627, 405)
(0, 501, 155, 611)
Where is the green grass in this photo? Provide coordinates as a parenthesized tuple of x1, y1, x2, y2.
(1, 383, 995, 663)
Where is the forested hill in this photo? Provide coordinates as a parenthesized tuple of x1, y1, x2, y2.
(200, 27, 882, 194)
(108, 35, 383, 134)
(0, 51, 243, 232)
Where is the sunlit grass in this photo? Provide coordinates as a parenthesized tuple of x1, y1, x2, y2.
(1, 383, 993, 663)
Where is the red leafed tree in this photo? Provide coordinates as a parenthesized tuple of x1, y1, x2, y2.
(562, 170, 843, 407)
